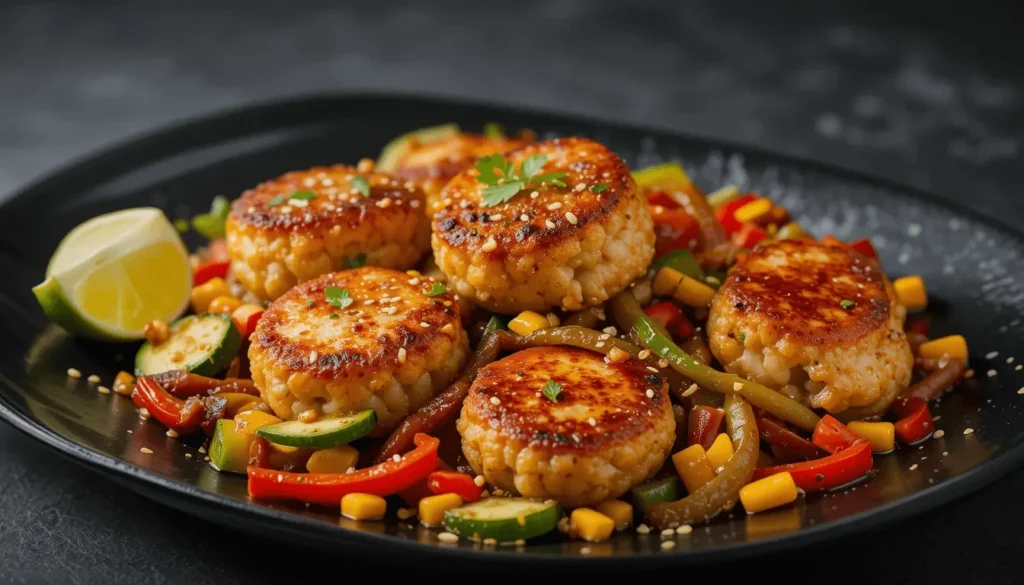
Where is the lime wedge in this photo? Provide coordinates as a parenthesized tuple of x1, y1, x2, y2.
(33, 208, 193, 341)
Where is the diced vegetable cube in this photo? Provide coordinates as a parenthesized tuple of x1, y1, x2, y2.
(190, 277, 231, 313)
(673, 275, 716, 308)
(570, 508, 615, 542)
(894, 276, 928, 311)
(705, 433, 735, 470)
(739, 471, 798, 514)
(508, 311, 550, 336)
(653, 267, 685, 297)
(672, 444, 717, 493)
(341, 493, 387, 521)
(208, 295, 242, 315)
(595, 500, 633, 530)
(733, 197, 774, 224)
(233, 410, 283, 435)
(306, 445, 360, 473)
(847, 421, 895, 453)
(918, 335, 968, 361)
(419, 493, 463, 527)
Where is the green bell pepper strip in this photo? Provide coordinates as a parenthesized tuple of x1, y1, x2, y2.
(651, 249, 705, 281)
(633, 314, 821, 432)
(646, 394, 758, 529)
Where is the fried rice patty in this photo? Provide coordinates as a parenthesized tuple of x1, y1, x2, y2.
(707, 239, 913, 413)
(457, 346, 675, 507)
(432, 137, 655, 314)
(225, 165, 430, 301)
(248, 267, 468, 430)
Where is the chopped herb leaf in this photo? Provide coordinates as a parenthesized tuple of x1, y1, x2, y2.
(476, 154, 516, 186)
(484, 316, 506, 334)
(549, 179, 567, 189)
(519, 154, 548, 180)
(482, 182, 525, 207)
(306, 300, 316, 308)
(174, 219, 190, 233)
(351, 176, 371, 197)
(343, 253, 367, 269)
(289, 190, 317, 201)
(840, 299, 855, 309)
(531, 171, 569, 184)
(329, 312, 340, 319)
(325, 287, 353, 309)
(191, 195, 231, 240)
(476, 154, 570, 206)
(267, 194, 287, 207)
(483, 122, 505, 139)
(542, 380, 563, 403)
(427, 282, 448, 296)
(590, 182, 608, 194)
(737, 331, 746, 342)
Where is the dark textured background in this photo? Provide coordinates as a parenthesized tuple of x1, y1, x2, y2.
(1, 1, 1021, 583)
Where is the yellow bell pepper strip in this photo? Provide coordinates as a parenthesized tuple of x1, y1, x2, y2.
(633, 313, 821, 432)
(248, 433, 439, 506)
(847, 421, 896, 453)
(651, 249, 705, 280)
(894, 276, 928, 310)
(918, 335, 968, 361)
(646, 394, 759, 529)
(705, 433, 735, 470)
(672, 444, 717, 493)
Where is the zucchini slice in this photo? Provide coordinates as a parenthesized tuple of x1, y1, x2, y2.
(376, 123, 460, 172)
(255, 409, 377, 448)
(208, 418, 251, 474)
(134, 313, 241, 376)
(443, 498, 561, 542)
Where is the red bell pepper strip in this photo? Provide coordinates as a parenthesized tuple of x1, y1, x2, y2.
(428, 471, 483, 502)
(714, 194, 757, 236)
(647, 190, 679, 209)
(645, 301, 682, 330)
(811, 415, 862, 454)
(733, 224, 768, 249)
(890, 397, 934, 444)
(131, 376, 204, 434)
(249, 435, 271, 469)
(398, 459, 452, 506)
(193, 261, 230, 286)
(673, 312, 695, 339)
(651, 205, 702, 256)
(752, 439, 873, 492)
(248, 433, 440, 506)
(688, 406, 724, 450)
(848, 238, 878, 260)
(756, 414, 825, 460)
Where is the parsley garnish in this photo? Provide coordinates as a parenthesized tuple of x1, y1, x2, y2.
(343, 253, 367, 269)
(476, 154, 569, 207)
(191, 195, 230, 240)
(483, 122, 505, 139)
(590, 183, 608, 194)
(542, 380, 563, 403)
(351, 176, 370, 197)
(174, 219, 189, 233)
(840, 299, 855, 309)
(329, 312, 340, 319)
(325, 287, 353, 309)
(737, 331, 746, 342)
(267, 195, 287, 207)
(289, 190, 317, 201)
(306, 300, 316, 308)
(484, 316, 506, 335)
(427, 282, 448, 296)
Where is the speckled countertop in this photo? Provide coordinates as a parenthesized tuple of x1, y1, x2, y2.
(0, 1, 1021, 583)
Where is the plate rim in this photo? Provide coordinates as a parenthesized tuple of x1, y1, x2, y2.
(1, 91, 1023, 566)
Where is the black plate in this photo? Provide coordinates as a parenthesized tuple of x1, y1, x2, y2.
(1, 94, 1023, 567)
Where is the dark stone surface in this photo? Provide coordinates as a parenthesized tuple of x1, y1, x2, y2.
(0, 1, 1021, 583)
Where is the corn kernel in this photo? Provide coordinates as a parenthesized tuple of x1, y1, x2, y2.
(113, 371, 135, 395)
(919, 335, 968, 361)
(705, 433, 735, 470)
(653, 267, 685, 297)
(306, 445, 360, 473)
(894, 276, 928, 311)
(208, 295, 243, 315)
(233, 410, 282, 435)
(673, 275, 716, 308)
(595, 500, 633, 530)
(419, 493, 463, 527)
(848, 421, 896, 453)
(672, 444, 717, 493)
(341, 493, 387, 521)
(570, 508, 615, 542)
(508, 311, 550, 336)
(739, 472, 798, 514)
(734, 197, 774, 224)
(190, 277, 231, 313)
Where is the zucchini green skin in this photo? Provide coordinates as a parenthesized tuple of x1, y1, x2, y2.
(256, 409, 377, 448)
(376, 123, 460, 172)
(208, 418, 250, 474)
(443, 498, 561, 542)
(631, 477, 682, 513)
(134, 313, 241, 377)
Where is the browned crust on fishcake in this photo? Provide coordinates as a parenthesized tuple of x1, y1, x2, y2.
(464, 346, 670, 455)
(392, 132, 534, 186)
(716, 239, 890, 347)
(251, 267, 462, 380)
(432, 137, 638, 259)
(229, 165, 425, 232)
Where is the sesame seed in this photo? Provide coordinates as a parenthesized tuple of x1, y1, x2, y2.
(565, 212, 578, 225)
(1018, 387, 1024, 395)
(483, 538, 498, 546)
(658, 359, 669, 368)
(1008, 357, 1016, 364)
(682, 383, 699, 397)
(646, 389, 655, 398)
(520, 214, 529, 221)
(547, 202, 562, 211)
(408, 277, 420, 285)
(987, 369, 997, 377)
(474, 475, 486, 487)
(97, 386, 111, 395)
(733, 382, 744, 391)
(437, 532, 459, 544)
(140, 448, 153, 455)
(603, 326, 617, 335)
(595, 341, 605, 348)
(580, 546, 592, 555)
(392, 454, 402, 463)
(933, 430, 945, 438)
(588, 417, 597, 426)
(67, 368, 82, 379)
(185, 453, 192, 459)
(530, 191, 540, 199)
(1017, 365, 1023, 371)
(909, 464, 918, 471)
(986, 351, 999, 359)
(490, 214, 503, 221)
(647, 366, 659, 373)
(397, 348, 407, 363)
(676, 525, 693, 535)
(490, 396, 501, 406)
(87, 374, 101, 384)
(636, 524, 651, 534)
(198, 446, 206, 454)
(661, 529, 675, 537)
(965, 369, 975, 378)
(964, 428, 975, 435)
(166, 429, 179, 438)
(139, 407, 150, 419)
(545, 219, 556, 229)
(638, 349, 651, 360)
(661, 541, 676, 550)
(575, 183, 587, 192)
(308, 351, 318, 364)
(493, 489, 506, 497)
(481, 236, 498, 252)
